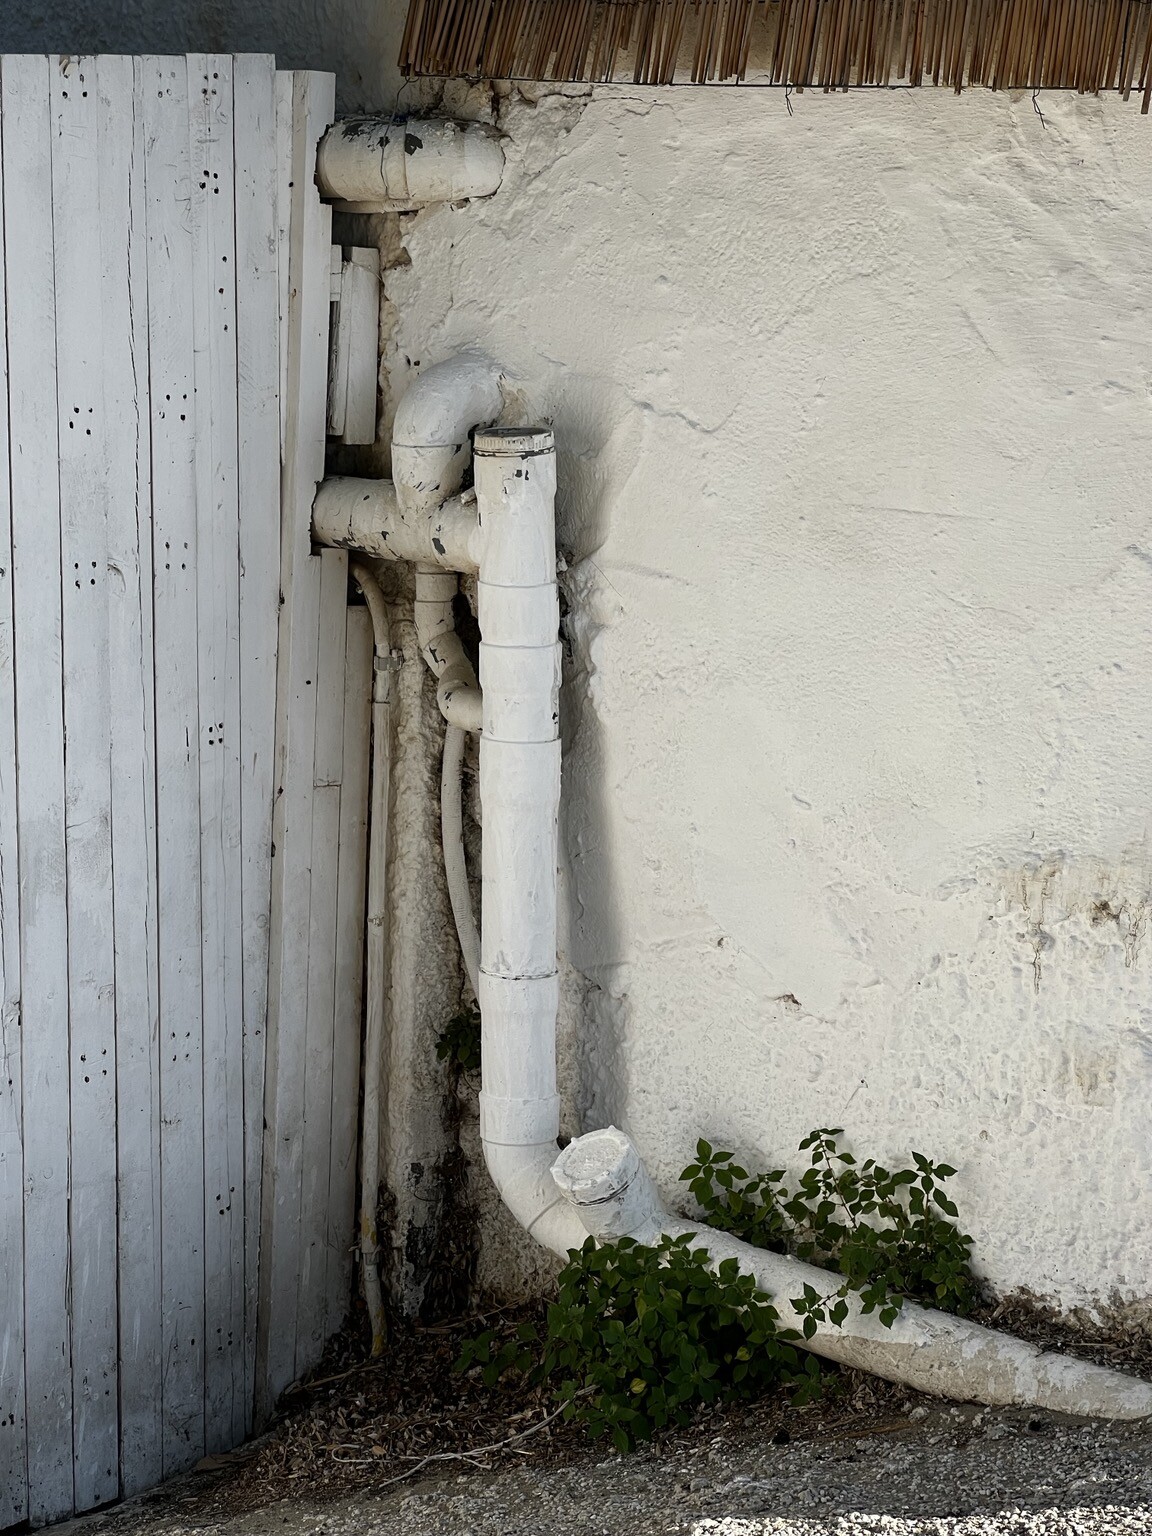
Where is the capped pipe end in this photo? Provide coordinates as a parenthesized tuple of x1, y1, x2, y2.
(551, 1127, 666, 1243)
(474, 426, 554, 457)
(552, 1126, 639, 1205)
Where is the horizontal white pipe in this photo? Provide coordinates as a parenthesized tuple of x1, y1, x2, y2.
(316, 117, 504, 211)
(551, 1127, 1152, 1420)
(313, 478, 480, 572)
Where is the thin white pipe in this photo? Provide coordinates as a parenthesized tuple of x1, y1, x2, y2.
(441, 723, 479, 995)
(350, 560, 393, 1356)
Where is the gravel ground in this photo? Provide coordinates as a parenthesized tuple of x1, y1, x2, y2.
(66, 1400, 1152, 1536)
(54, 1298, 1152, 1536)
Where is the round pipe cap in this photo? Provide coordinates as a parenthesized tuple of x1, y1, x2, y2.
(474, 426, 554, 457)
(552, 1126, 640, 1207)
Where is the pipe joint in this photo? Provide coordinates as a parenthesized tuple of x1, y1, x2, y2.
(479, 1091, 561, 1146)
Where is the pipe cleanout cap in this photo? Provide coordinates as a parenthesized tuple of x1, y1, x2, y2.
(551, 1128, 666, 1243)
(474, 426, 554, 458)
(552, 1126, 641, 1206)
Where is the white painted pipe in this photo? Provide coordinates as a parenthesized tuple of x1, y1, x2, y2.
(471, 427, 587, 1256)
(316, 117, 505, 213)
(313, 478, 480, 573)
(317, 358, 1152, 1419)
(413, 566, 483, 734)
(441, 723, 479, 995)
(349, 561, 396, 1356)
(551, 1127, 1152, 1420)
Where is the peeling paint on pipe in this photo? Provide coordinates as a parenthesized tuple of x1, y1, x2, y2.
(315, 117, 505, 212)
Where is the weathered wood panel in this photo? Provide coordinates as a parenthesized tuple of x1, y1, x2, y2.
(328, 607, 374, 1338)
(143, 54, 210, 1476)
(256, 67, 342, 1416)
(0, 55, 355, 1526)
(232, 55, 282, 1451)
(0, 57, 28, 1534)
(3, 53, 75, 1527)
(109, 54, 164, 1502)
(52, 58, 121, 1510)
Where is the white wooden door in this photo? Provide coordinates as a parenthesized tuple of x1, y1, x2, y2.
(0, 55, 369, 1527)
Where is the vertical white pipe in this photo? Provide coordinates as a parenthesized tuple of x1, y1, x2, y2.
(350, 562, 394, 1354)
(473, 429, 587, 1254)
(441, 723, 479, 995)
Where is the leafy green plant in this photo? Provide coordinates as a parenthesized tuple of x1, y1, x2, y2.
(681, 1127, 979, 1331)
(436, 1001, 481, 1075)
(456, 1233, 823, 1451)
(455, 1126, 977, 1453)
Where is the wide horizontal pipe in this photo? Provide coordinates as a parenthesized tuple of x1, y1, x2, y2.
(312, 477, 480, 572)
(316, 117, 505, 211)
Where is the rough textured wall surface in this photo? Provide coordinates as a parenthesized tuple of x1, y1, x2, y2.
(386, 85, 1152, 1313)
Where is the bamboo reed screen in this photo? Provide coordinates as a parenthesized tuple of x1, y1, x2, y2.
(400, 0, 1152, 105)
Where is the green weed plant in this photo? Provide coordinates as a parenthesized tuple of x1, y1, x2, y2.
(456, 1128, 977, 1450)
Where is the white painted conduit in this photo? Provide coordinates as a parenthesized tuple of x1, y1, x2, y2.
(312, 354, 1152, 1421)
(348, 561, 395, 1356)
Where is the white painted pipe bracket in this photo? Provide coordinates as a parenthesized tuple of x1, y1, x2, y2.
(316, 117, 505, 213)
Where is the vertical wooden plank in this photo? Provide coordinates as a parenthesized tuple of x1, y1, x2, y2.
(0, 55, 29, 1534)
(3, 51, 74, 1527)
(327, 245, 349, 440)
(232, 51, 281, 1448)
(295, 547, 348, 1371)
(276, 74, 292, 467)
(105, 54, 163, 1501)
(187, 51, 246, 1458)
(51, 54, 121, 1511)
(256, 68, 335, 1417)
(336, 250, 381, 446)
(142, 54, 207, 1475)
(326, 605, 373, 1338)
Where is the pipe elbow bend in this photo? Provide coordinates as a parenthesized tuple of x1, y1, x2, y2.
(392, 353, 504, 525)
(438, 671, 482, 733)
(482, 1138, 588, 1260)
(392, 352, 504, 453)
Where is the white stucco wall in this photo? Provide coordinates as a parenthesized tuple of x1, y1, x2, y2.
(386, 85, 1152, 1314)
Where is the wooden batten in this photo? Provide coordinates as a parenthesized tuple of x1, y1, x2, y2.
(400, 0, 1152, 105)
